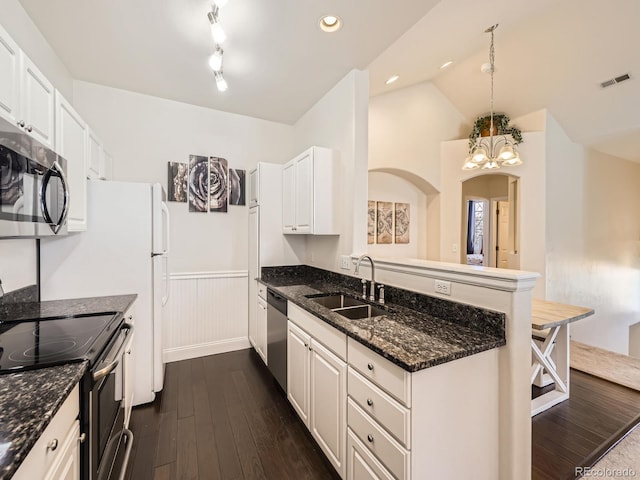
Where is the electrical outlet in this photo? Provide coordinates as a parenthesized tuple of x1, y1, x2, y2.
(341, 255, 351, 270)
(452, 243, 458, 253)
(435, 279, 451, 296)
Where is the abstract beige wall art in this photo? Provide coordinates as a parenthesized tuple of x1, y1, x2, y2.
(394, 202, 410, 244)
(376, 201, 393, 244)
(367, 200, 376, 244)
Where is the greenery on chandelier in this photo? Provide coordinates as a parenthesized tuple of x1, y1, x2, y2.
(468, 113, 523, 149)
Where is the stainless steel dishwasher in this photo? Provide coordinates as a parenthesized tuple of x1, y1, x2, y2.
(266, 289, 288, 391)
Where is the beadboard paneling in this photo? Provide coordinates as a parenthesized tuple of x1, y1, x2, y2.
(163, 271, 250, 363)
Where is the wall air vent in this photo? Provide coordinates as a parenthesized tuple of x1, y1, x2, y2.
(601, 73, 632, 88)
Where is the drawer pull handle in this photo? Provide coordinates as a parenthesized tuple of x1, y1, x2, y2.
(366, 398, 373, 407)
(367, 363, 374, 371)
(78, 433, 86, 444)
(367, 434, 374, 443)
(47, 438, 59, 452)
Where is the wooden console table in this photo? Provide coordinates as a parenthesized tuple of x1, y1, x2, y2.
(531, 298, 594, 416)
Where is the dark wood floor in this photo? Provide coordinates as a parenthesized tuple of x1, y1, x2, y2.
(125, 351, 640, 480)
(532, 369, 640, 480)
(124, 349, 338, 480)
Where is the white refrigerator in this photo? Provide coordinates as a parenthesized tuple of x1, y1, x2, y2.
(40, 180, 170, 406)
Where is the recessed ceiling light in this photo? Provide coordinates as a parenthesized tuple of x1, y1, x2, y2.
(385, 75, 399, 85)
(440, 61, 453, 69)
(319, 15, 342, 33)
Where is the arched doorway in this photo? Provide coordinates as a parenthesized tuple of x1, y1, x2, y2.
(461, 173, 520, 268)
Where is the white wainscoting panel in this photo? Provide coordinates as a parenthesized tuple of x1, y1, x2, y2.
(164, 271, 250, 363)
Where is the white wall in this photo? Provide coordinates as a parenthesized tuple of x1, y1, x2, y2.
(0, 2, 74, 100)
(0, 240, 37, 292)
(545, 114, 640, 354)
(73, 81, 295, 273)
(293, 69, 369, 272)
(369, 81, 467, 192)
(367, 171, 428, 259)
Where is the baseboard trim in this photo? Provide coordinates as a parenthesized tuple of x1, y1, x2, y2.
(164, 337, 251, 363)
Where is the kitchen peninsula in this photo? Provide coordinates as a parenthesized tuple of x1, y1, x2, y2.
(251, 262, 537, 479)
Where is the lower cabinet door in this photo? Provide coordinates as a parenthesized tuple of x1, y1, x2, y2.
(347, 429, 394, 480)
(44, 420, 80, 480)
(287, 321, 310, 426)
(310, 339, 347, 478)
(256, 296, 268, 364)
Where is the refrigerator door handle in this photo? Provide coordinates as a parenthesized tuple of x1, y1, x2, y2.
(161, 202, 170, 306)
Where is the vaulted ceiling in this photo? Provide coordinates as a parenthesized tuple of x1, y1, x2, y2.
(19, 0, 640, 162)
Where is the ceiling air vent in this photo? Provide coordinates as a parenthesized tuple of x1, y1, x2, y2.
(601, 73, 632, 88)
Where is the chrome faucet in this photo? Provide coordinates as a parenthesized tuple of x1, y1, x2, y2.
(354, 255, 375, 302)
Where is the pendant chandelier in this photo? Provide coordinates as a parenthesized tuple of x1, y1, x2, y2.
(463, 24, 523, 171)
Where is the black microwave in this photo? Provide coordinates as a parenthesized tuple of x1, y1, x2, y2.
(0, 117, 68, 238)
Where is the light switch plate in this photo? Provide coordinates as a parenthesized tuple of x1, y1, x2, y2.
(341, 255, 351, 270)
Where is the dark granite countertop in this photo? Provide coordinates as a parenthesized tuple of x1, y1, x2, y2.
(0, 294, 137, 322)
(259, 266, 506, 372)
(0, 362, 87, 480)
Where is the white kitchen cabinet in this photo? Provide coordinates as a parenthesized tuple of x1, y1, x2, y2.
(20, 54, 55, 149)
(287, 321, 311, 426)
(0, 24, 20, 126)
(43, 420, 80, 480)
(101, 150, 113, 180)
(287, 320, 347, 477)
(55, 92, 88, 232)
(310, 337, 347, 477)
(248, 168, 259, 207)
(256, 295, 268, 364)
(282, 146, 338, 235)
(347, 429, 395, 480)
(87, 129, 103, 180)
(0, 25, 55, 148)
(13, 385, 81, 480)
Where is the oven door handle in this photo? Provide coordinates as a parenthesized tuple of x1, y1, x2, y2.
(92, 323, 134, 382)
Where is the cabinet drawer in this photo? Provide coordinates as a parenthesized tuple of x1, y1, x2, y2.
(13, 385, 80, 480)
(257, 283, 267, 300)
(348, 367, 410, 448)
(348, 398, 410, 480)
(348, 338, 411, 407)
(288, 302, 346, 360)
(347, 428, 395, 480)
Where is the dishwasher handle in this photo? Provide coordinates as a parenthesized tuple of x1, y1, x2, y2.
(267, 289, 288, 316)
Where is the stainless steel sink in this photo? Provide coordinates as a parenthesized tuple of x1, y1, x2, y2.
(308, 294, 366, 309)
(332, 304, 387, 320)
(305, 293, 388, 320)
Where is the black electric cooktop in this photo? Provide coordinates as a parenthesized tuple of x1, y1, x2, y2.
(0, 313, 122, 373)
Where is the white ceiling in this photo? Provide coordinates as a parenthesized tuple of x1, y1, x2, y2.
(369, 0, 640, 162)
(19, 0, 640, 161)
(18, 0, 439, 124)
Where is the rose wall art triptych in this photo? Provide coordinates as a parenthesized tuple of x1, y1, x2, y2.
(167, 156, 246, 212)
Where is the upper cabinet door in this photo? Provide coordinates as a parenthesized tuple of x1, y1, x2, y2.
(101, 150, 113, 180)
(87, 129, 103, 179)
(20, 54, 55, 149)
(282, 161, 296, 233)
(248, 168, 259, 207)
(55, 92, 88, 232)
(0, 25, 20, 126)
(294, 151, 313, 234)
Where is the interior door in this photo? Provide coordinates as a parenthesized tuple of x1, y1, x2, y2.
(496, 200, 509, 268)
